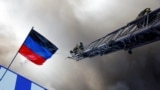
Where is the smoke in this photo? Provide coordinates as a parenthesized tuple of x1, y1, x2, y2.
(0, 25, 16, 65)
(107, 82, 129, 90)
(0, 0, 160, 90)
(91, 42, 160, 90)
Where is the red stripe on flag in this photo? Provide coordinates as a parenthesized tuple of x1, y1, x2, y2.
(19, 45, 46, 65)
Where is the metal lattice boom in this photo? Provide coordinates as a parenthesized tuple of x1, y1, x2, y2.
(69, 7, 160, 61)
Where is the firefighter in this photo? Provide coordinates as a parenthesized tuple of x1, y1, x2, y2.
(137, 8, 151, 28)
(137, 8, 151, 18)
(70, 42, 84, 55)
(79, 42, 84, 50)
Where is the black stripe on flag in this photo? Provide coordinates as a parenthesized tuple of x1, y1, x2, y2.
(29, 29, 58, 54)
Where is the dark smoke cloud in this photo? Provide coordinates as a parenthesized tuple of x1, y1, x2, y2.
(0, 0, 160, 90)
(89, 42, 160, 90)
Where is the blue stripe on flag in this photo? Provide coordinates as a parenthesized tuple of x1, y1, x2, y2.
(0, 65, 47, 90)
(15, 76, 32, 90)
(24, 36, 53, 60)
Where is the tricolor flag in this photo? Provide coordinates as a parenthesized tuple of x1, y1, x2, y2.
(0, 65, 47, 90)
(19, 28, 58, 65)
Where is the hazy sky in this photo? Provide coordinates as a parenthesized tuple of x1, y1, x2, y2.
(0, 0, 160, 90)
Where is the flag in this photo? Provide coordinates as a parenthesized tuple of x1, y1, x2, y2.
(19, 28, 58, 65)
(0, 65, 47, 90)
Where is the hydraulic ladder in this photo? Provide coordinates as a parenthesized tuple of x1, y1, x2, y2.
(69, 8, 160, 61)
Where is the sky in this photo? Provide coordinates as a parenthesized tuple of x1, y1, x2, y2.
(0, 0, 160, 90)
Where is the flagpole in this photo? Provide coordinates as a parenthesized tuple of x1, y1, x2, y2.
(0, 52, 18, 81)
(0, 27, 34, 81)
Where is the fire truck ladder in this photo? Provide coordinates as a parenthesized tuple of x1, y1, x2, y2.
(69, 7, 160, 61)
